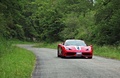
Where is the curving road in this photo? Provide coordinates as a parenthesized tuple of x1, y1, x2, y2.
(18, 44, 120, 78)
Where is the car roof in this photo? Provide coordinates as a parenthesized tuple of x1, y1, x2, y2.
(65, 39, 84, 42)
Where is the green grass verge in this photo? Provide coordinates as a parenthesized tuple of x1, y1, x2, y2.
(94, 45, 120, 60)
(0, 47, 36, 78)
(9, 39, 36, 44)
(0, 39, 36, 78)
(35, 42, 120, 60)
(35, 42, 61, 49)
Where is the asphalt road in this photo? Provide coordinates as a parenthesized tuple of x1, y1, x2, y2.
(18, 45, 120, 78)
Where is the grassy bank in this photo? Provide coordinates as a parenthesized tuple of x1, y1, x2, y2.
(94, 45, 120, 60)
(35, 42, 120, 60)
(35, 42, 61, 49)
(0, 39, 36, 78)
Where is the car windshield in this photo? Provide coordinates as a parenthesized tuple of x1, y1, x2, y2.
(64, 40, 86, 46)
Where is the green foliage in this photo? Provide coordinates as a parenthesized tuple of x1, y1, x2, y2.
(0, 0, 94, 42)
(34, 42, 61, 49)
(60, 13, 79, 39)
(0, 0, 120, 45)
(76, 11, 95, 41)
(0, 0, 24, 39)
(0, 47, 35, 78)
(94, 0, 120, 45)
(31, 0, 65, 42)
(56, 0, 94, 41)
(94, 44, 120, 60)
(14, 24, 25, 40)
(0, 13, 6, 37)
(0, 37, 12, 57)
(0, 38, 35, 78)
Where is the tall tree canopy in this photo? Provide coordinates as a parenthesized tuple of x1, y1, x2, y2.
(94, 0, 120, 45)
(0, 0, 120, 45)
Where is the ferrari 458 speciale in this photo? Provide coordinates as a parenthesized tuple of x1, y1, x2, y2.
(57, 39, 93, 58)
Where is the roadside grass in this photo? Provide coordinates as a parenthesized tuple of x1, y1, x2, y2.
(35, 42, 61, 49)
(0, 39, 36, 78)
(35, 42, 120, 60)
(94, 45, 120, 60)
(9, 39, 36, 44)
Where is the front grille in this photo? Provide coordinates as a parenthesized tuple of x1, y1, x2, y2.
(66, 52, 76, 56)
(82, 53, 91, 55)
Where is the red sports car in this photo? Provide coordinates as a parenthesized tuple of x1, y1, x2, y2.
(57, 39, 93, 58)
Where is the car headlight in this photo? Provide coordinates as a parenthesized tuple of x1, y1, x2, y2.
(65, 47, 71, 50)
(86, 48, 89, 51)
(86, 48, 91, 51)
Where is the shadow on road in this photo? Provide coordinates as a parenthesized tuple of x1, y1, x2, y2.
(56, 57, 93, 59)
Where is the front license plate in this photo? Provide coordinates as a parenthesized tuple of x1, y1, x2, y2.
(76, 52, 82, 55)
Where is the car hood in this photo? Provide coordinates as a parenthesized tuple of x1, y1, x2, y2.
(64, 46, 91, 51)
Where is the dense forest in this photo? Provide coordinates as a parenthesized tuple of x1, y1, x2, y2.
(0, 0, 120, 45)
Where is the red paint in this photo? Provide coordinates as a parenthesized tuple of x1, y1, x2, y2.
(57, 39, 93, 59)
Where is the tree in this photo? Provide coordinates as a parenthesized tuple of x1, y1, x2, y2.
(30, 0, 65, 42)
(58, 0, 94, 41)
(0, 0, 26, 39)
(94, 0, 120, 45)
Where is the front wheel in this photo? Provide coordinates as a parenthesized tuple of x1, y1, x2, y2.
(57, 50, 60, 57)
(57, 47, 62, 57)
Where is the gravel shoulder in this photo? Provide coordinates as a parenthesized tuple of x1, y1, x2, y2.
(18, 44, 120, 78)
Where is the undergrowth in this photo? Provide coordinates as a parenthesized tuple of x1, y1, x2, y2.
(0, 38, 36, 78)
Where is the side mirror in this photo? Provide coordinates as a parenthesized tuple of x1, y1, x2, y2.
(90, 45, 93, 47)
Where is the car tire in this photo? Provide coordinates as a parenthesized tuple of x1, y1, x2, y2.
(57, 47, 61, 57)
